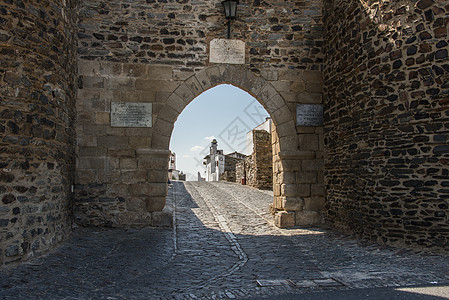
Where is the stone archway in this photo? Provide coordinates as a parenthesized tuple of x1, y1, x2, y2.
(150, 65, 324, 227)
(74, 62, 325, 229)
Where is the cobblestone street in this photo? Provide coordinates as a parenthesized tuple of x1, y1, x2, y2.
(1, 181, 449, 299)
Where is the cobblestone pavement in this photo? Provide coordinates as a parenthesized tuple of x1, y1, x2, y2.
(1, 181, 449, 299)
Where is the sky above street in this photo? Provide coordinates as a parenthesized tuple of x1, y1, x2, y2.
(169, 84, 269, 181)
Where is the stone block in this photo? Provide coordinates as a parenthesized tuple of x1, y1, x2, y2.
(275, 211, 295, 228)
(271, 80, 291, 92)
(303, 196, 326, 211)
(273, 196, 284, 209)
(95, 112, 110, 125)
(157, 105, 178, 123)
(264, 94, 284, 114)
(281, 159, 302, 172)
(303, 70, 323, 84)
(97, 136, 129, 148)
(184, 76, 203, 98)
(148, 170, 169, 183)
(78, 60, 100, 76)
(82, 76, 105, 89)
(152, 134, 170, 149)
(282, 183, 310, 197)
(261, 69, 279, 81)
(77, 157, 105, 170)
(75, 170, 97, 184)
(105, 77, 135, 90)
(108, 149, 136, 158)
(272, 105, 293, 127)
(119, 90, 155, 102)
(296, 171, 317, 184)
(306, 82, 323, 93)
(279, 69, 303, 81)
(127, 197, 147, 212)
(99, 62, 122, 76)
(138, 157, 168, 170)
(78, 147, 107, 157)
(279, 92, 295, 103)
(123, 63, 148, 78)
(129, 137, 151, 149)
(296, 92, 322, 104)
(148, 66, 173, 80)
(120, 158, 137, 170)
(120, 171, 147, 183)
(298, 134, 319, 151)
(275, 120, 297, 138)
(97, 169, 121, 183)
(195, 70, 212, 90)
(77, 111, 94, 123)
(125, 128, 152, 136)
(258, 83, 278, 103)
(311, 184, 326, 196)
(296, 127, 316, 133)
(282, 197, 304, 211)
(278, 135, 299, 152)
(148, 183, 168, 197)
(106, 129, 128, 141)
(83, 125, 106, 136)
(153, 118, 174, 139)
(77, 136, 97, 147)
(129, 183, 153, 197)
(174, 69, 195, 81)
(278, 171, 296, 184)
(135, 79, 178, 92)
(146, 197, 166, 211)
(295, 210, 323, 226)
(174, 83, 195, 101)
(302, 159, 324, 172)
(166, 93, 187, 114)
(290, 81, 306, 93)
(273, 184, 281, 196)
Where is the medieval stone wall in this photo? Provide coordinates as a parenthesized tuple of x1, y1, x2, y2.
(324, 0, 449, 250)
(244, 130, 273, 190)
(0, 0, 79, 265)
(75, 0, 325, 227)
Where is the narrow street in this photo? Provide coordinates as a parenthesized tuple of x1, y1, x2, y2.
(1, 181, 448, 299)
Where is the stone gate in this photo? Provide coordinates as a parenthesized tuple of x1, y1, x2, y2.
(0, 0, 448, 265)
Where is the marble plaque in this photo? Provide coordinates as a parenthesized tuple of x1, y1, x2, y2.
(209, 39, 245, 64)
(111, 102, 152, 127)
(296, 104, 324, 126)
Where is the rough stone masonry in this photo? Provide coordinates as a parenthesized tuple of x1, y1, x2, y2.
(0, 0, 448, 266)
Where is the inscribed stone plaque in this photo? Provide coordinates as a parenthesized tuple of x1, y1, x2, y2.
(111, 102, 152, 127)
(209, 39, 245, 64)
(296, 104, 324, 126)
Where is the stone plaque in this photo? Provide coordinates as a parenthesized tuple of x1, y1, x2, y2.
(209, 38, 245, 64)
(111, 102, 152, 127)
(296, 104, 324, 126)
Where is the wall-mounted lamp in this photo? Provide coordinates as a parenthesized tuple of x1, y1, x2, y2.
(222, 0, 239, 39)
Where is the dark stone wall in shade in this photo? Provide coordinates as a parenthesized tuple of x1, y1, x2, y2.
(323, 0, 449, 251)
(0, 0, 79, 265)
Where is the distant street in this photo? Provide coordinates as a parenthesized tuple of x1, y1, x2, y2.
(1, 181, 448, 299)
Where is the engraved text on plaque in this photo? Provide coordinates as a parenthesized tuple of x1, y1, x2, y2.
(209, 39, 245, 65)
(296, 104, 324, 126)
(111, 102, 152, 127)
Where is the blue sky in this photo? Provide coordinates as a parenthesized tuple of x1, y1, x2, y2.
(169, 84, 269, 181)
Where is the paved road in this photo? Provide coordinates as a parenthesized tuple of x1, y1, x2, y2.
(1, 181, 448, 299)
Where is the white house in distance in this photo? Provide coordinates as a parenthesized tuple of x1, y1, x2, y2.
(203, 139, 246, 182)
(168, 151, 180, 180)
(203, 139, 224, 181)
